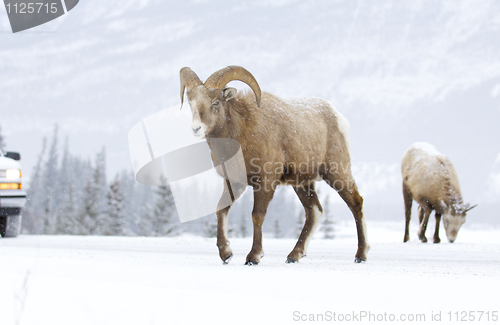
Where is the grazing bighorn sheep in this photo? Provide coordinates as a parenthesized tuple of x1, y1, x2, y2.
(180, 65, 369, 264)
(402, 142, 476, 243)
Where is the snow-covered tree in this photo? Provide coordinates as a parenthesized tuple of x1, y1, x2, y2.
(203, 215, 217, 238)
(131, 182, 156, 236)
(79, 148, 107, 235)
(22, 137, 47, 234)
(150, 176, 179, 236)
(264, 187, 297, 238)
(294, 209, 305, 237)
(274, 217, 282, 238)
(56, 179, 78, 235)
(101, 175, 127, 236)
(79, 178, 99, 235)
(320, 194, 335, 239)
(134, 204, 154, 236)
(42, 125, 59, 234)
(239, 211, 248, 238)
(119, 171, 145, 235)
(95, 147, 107, 185)
(53, 140, 76, 235)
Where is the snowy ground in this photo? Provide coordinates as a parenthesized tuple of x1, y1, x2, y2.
(1, 221, 499, 325)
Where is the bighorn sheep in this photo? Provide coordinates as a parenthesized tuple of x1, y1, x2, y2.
(402, 142, 476, 243)
(180, 65, 369, 264)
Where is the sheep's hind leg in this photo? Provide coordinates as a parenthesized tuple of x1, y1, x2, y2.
(286, 183, 323, 263)
(245, 186, 275, 265)
(403, 183, 413, 242)
(324, 172, 370, 263)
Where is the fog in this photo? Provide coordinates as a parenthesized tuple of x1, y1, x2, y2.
(1, 0, 499, 225)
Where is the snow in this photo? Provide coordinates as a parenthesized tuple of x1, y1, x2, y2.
(277, 96, 351, 153)
(1, 221, 499, 325)
(409, 142, 442, 157)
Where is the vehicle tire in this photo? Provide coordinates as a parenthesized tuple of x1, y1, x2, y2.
(0, 214, 22, 237)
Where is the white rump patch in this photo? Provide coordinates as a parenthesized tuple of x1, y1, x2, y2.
(330, 106, 350, 153)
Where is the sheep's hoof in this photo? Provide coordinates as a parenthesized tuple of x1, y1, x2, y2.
(222, 254, 233, 265)
(354, 258, 366, 264)
(285, 258, 297, 264)
(433, 238, 441, 244)
(244, 260, 259, 266)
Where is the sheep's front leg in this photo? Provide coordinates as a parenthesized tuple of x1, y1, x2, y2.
(217, 206, 233, 264)
(245, 187, 275, 265)
(417, 206, 425, 225)
(433, 213, 442, 243)
(403, 183, 413, 242)
(417, 208, 432, 243)
(216, 181, 234, 264)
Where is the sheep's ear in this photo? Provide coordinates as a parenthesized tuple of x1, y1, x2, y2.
(223, 87, 237, 101)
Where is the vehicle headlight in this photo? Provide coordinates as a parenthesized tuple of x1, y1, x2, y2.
(0, 183, 21, 190)
(6, 169, 21, 179)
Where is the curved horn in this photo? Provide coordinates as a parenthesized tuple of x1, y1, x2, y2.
(465, 204, 478, 213)
(179, 67, 202, 109)
(204, 66, 261, 107)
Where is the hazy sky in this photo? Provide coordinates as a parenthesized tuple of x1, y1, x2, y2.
(1, 0, 499, 223)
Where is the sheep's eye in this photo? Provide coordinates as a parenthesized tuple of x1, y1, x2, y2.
(212, 101, 220, 107)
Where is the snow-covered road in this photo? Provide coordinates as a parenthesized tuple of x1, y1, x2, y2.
(1, 222, 499, 325)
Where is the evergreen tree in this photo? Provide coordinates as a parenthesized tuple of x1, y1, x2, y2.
(56, 179, 78, 235)
(120, 171, 146, 235)
(274, 217, 282, 238)
(72, 156, 93, 233)
(294, 209, 305, 237)
(132, 183, 156, 236)
(54, 137, 73, 234)
(102, 175, 127, 236)
(151, 176, 179, 236)
(79, 149, 107, 235)
(320, 194, 335, 239)
(265, 187, 297, 238)
(42, 125, 59, 234)
(203, 215, 217, 238)
(22, 137, 47, 234)
(95, 147, 107, 185)
(239, 211, 247, 238)
(80, 176, 99, 235)
(227, 220, 234, 237)
(134, 200, 154, 236)
(93, 147, 107, 234)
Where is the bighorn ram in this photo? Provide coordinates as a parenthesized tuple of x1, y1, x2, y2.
(402, 142, 476, 243)
(180, 65, 369, 264)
